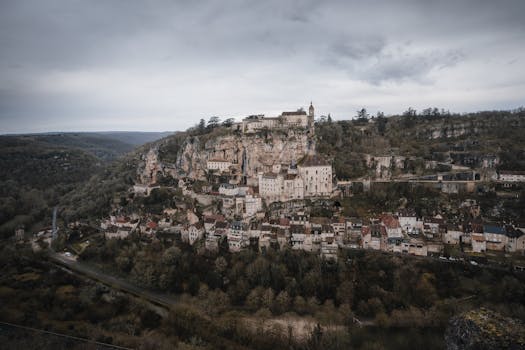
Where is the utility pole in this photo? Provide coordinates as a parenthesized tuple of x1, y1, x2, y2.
(52, 207, 58, 241)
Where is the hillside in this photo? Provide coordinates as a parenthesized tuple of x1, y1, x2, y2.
(0, 137, 101, 237)
(316, 109, 525, 179)
(3, 108, 524, 237)
(3, 109, 525, 350)
(0, 132, 169, 238)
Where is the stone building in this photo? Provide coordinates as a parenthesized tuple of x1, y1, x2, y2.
(241, 103, 315, 133)
(207, 159, 232, 173)
(258, 153, 332, 203)
(298, 154, 332, 197)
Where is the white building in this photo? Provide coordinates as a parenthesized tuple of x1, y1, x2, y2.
(182, 224, 204, 245)
(242, 115, 279, 133)
(280, 111, 309, 128)
(506, 229, 525, 252)
(241, 103, 315, 133)
(483, 225, 508, 251)
(244, 194, 262, 217)
(397, 209, 421, 235)
(298, 154, 332, 197)
(258, 173, 281, 202)
(207, 159, 232, 173)
(499, 171, 525, 182)
(471, 233, 486, 253)
(228, 221, 249, 252)
(443, 225, 463, 245)
(218, 183, 239, 196)
(282, 174, 304, 200)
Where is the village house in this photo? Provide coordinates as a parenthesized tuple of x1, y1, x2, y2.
(205, 234, 221, 252)
(387, 237, 410, 254)
(408, 238, 428, 256)
(380, 214, 402, 238)
(182, 223, 204, 245)
(362, 224, 387, 251)
(423, 217, 445, 239)
(443, 224, 463, 245)
(506, 228, 525, 253)
(341, 218, 362, 246)
(218, 183, 239, 196)
(241, 193, 263, 218)
(140, 220, 158, 234)
(397, 209, 422, 235)
(205, 219, 229, 252)
(498, 170, 525, 182)
(471, 233, 486, 253)
(258, 223, 276, 251)
(203, 216, 217, 234)
(290, 224, 307, 250)
(427, 239, 444, 255)
(228, 221, 249, 252)
(105, 226, 132, 240)
(483, 225, 508, 251)
(331, 217, 347, 237)
(321, 235, 338, 260)
(291, 211, 310, 226)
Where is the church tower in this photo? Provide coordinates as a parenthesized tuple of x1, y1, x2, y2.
(308, 101, 315, 135)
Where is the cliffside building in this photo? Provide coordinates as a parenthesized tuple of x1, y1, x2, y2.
(241, 103, 315, 134)
(298, 154, 332, 197)
(258, 153, 332, 203)
(207, 159, 232, 173)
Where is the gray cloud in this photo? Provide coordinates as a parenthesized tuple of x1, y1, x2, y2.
(0, 0, 524, 132)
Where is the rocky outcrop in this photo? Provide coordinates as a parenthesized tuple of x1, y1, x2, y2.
(414, 115, 525, 140)
(137, 148, 162, 185)
(175, 130, 311, 184)
(134, 128, 312, 187)
(445, 308, 525, 350)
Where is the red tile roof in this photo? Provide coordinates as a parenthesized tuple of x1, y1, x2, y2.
(380, 214, 400, 229)
(147, 221, 157, 229)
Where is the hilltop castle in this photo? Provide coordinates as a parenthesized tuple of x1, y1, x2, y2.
(241, 102, 315, 135)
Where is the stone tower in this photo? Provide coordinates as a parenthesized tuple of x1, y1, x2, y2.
(308, 101, 315, 134)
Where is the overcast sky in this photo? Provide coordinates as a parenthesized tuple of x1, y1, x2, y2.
(1, 0, 524, 133)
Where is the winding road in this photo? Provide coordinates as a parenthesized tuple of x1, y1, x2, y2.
(48, 252, 179, 309)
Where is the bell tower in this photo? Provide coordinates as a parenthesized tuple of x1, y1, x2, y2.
(308, 101, 315, 135)
(308, 101, 314, 119)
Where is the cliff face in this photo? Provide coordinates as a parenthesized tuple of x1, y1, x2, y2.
(136, 148, 162, 185)
(412, 115, 525, 140)
(134, 128, 312, 186)
(174, 130, 311, 183)
(445, 308, 525, 350)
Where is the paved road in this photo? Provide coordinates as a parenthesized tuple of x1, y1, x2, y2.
(49, 253, 179, 309)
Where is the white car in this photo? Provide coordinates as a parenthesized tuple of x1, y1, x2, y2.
(64, 252, 72, 257)
(470, 261, 478, 266)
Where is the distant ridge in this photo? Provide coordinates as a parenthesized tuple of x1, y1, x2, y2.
(2, 131, 174, 147)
